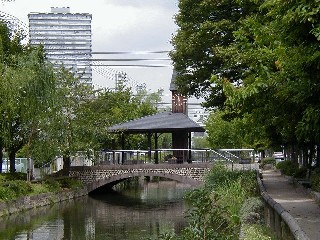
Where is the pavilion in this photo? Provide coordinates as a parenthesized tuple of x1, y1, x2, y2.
(108, 70, 205, 163)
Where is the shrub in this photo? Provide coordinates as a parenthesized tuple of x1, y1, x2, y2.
(260, 158, 276, 168)
(182, 165, 259, 239)
(240, 198, 278, 240)
(43, 177, 83, 191)
(0, 180, 32, 201)
(58, 178, 83, 189)
(276, 161, 308, 178)
(310, 171, 320, 192)
(0, 186, 16, 200)
(31, 183, 51, 195)
(158, 165, 269, 240)
(183, 187, 233, 240)
(43, 178, 61, 192)
(240, 197, 264, 224)
(205, 164, 257, 193)
(293, 166, 308, 179)
(276, 160, 298, 176)
(241, 224, 278, 240)
(0, 173, 83, 202)
(0, 172, 27, 181)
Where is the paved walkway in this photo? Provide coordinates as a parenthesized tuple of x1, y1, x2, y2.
(262, 170, 320, 240)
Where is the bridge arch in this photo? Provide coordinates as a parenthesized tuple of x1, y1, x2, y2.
(70, 163, 213, 193)
(86, 171, 202, 193)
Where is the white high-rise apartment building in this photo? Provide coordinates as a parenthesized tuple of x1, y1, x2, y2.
(28, 7, 92, 84)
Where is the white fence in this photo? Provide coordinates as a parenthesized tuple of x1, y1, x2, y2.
(1, 158, 32, 173)
(93, 148, 255, 165)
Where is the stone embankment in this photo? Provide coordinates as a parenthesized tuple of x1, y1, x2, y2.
(259, 170, 320, 240)
(0, 187, 88, 217)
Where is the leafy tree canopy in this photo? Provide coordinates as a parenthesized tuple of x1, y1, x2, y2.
(0, 21, 57, 172)
(171, 0, 320, 164)
(170, 0, 260, 108)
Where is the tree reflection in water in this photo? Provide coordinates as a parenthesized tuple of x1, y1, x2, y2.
(0, 180, 191, 240)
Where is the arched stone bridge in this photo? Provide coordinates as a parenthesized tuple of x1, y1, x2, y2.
(69, 163, 213, 192)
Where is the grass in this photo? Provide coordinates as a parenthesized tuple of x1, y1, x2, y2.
(242, 224, 278, 240)
(30, 183, 53, 195)
(0, 173, 84, 201)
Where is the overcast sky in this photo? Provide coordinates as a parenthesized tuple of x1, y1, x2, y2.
(1, 0, 179, 100)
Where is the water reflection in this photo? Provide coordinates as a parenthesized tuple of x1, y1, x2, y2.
(0, 180, 190, 240)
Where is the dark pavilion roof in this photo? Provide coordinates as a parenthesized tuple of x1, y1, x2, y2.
(108, 112, 205, 133)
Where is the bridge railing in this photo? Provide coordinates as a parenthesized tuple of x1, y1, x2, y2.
(93, 148, 254, 166)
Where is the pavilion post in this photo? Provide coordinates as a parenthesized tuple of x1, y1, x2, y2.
(188, 132, 192, 163)
(154, 133, 159, 164)
(121, 133, 125, 164)
(147, 133, 152, 163)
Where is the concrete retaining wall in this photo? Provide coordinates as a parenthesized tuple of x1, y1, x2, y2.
(0, 187, 88, 217)
(291, 177, 320, 205)
(257, 172, 310, 240)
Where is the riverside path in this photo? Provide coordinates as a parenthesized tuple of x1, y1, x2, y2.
(262, 170, 320, 240)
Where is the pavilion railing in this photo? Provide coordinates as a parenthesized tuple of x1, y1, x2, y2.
(93, 148, 254, 166)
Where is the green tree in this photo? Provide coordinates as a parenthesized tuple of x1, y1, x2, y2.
(206, 110, 270, 150)
(80, 85, 160, 151)
(0, 20, 23, 171)
(26, 72, 162, 171)
(192, 136, 209, 149)
(170, 0, 260, 108)
(39, 67, 94, 174)
(171, 0, 320, 165)
(0, 21, 56, 172)
(218, 0, 320, 164)
(206, 111, 240, 149)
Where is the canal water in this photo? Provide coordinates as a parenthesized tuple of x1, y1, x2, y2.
(0, 180, 191, 240)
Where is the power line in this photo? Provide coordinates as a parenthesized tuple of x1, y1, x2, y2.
(92, 51, 170, 54)
(0, 11, 171, 87)
(90, 58, 171, 61)
(91, 64, 171, 68)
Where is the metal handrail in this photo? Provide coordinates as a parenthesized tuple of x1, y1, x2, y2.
(93, 148, 254, 166)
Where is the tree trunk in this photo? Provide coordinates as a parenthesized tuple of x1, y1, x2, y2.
(6, 141, 23, 173)
(0, 139, 3, 173)
(8, 150, 16, 173)
(316, 145, 320, 168)
(289, 143, 298, 164)
(62, 155, 71, 176)
(308, 143, 315, 168)
(303, 147, 308, 167)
